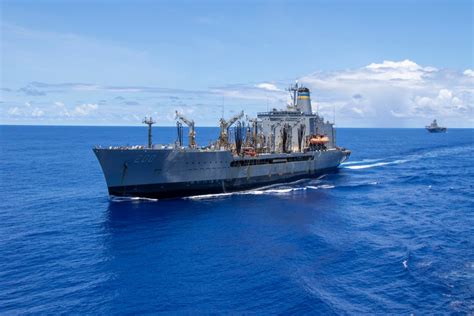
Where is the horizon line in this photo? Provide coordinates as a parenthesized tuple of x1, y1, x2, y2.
(1, 124, 472, 129)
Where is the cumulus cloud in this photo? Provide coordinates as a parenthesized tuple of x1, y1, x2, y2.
(412, 89, 469, 116)
(53, 101, 70, 117)
(3, 59, 472, 127)
(299, 59, 473, 127)
(464, 69, 474, 77)
(73, 103, 98, 116)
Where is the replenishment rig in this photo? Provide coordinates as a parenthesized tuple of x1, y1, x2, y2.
(94, 83, 351, 199)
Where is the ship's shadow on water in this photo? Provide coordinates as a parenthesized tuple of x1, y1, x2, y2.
(103, 171, 345, 236)
(106, 183, 336, 221)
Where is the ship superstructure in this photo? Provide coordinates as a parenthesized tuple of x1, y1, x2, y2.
(93, 83, 351, 199)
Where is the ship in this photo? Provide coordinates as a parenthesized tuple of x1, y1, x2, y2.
(93, 83, 351, 199)
(425, 119, 447, 133)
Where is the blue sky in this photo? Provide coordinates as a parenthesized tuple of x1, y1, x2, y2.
(1, 0, 473, 127)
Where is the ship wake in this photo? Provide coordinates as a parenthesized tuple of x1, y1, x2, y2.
(342, 159, 408, 170)
(186, 179, 339, 200)
(342, 143, 473, 171)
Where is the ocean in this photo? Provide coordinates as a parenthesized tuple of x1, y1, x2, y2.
(0, 125, 473, 314)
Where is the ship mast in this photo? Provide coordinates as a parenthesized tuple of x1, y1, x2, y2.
(142, 116, 155, 149)
(288, 81, 298, 109)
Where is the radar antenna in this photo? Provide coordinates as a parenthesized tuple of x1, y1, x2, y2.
(288, 80, 298, 108)
(175, 111, 196, 149)
(142, 116, 156, 149)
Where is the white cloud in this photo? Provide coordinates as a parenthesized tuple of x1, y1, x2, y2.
(464, 69, 474, 77)
(54, 101, 70, 117)
(299, 60, 473, 127)
(255, 83, 281, 91)
(2, 59, 472, 127)
(31, 108, 44, 117)
(412, 89, 470, 116)
(73, 103, 98, 116)
(366, 59, 437, 72)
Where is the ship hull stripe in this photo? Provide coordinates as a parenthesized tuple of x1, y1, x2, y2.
(108, 167, 338, 199)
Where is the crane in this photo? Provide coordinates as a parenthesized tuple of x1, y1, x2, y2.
(246, 116, 260, 148)
(218, 110, 244, 149)
(175, 111, 196, 149)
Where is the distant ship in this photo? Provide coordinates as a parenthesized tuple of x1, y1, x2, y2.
(425, 119, 447, 133)
(93, 83, 351, 199)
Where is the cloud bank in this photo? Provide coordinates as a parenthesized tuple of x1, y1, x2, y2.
(1, 60, 473, 127)
(299, 59, 473, 127)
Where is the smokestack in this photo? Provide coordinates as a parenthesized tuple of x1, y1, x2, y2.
(296, 87, 312, 114)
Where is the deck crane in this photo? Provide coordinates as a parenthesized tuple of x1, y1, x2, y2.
(218, 111, 244, 149)
(245, 115, 260, 148)
(175, 111, 196, 149)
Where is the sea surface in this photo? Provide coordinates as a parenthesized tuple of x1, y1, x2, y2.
(0, 125, 473, 314)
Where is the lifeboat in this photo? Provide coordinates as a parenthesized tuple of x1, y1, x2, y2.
(309, 135, 329, 145)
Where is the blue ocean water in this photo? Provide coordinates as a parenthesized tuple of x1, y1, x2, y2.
(0, 125, 473, 314)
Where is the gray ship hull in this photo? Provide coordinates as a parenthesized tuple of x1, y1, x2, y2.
(93, 148, 350, 199)
(426, 127, 447, 133)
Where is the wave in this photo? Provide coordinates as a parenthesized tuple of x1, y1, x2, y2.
(341, 158, 384, 166)
(110, 179, 377, 202)
(185, 192, 235, 200)
(110, 196, 159, 202)
(343, 143, 473, 172)
(186, 182, 338, 200)
(343, 159, 408, 170)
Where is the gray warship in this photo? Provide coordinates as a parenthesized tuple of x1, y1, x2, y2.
(93, 83, 351, 199)
(425, 119, 447, 133)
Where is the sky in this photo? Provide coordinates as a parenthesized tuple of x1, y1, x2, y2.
(0, 0, 473, 127)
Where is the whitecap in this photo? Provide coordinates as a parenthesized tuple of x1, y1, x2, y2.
(318, 184, 336, 189)
(185, 192, 234, 200)
(344, 159, 408, 170)
(109, 196, 159, 202)
(341, 158, 384, 166)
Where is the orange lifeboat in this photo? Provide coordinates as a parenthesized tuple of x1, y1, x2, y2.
(309, 135, 329, 145)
